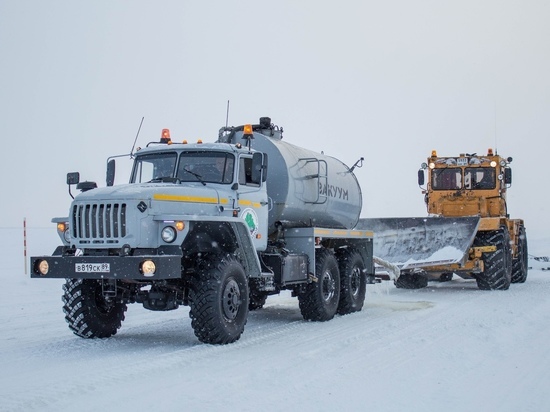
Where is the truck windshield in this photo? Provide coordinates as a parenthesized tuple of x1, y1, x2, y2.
(131, 151, 235, 184)
(131, 152, 177, 183)
(431, 167, 496, 190)
(177, 152, 234, 184)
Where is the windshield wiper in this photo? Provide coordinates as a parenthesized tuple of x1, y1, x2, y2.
(182, 168, 206, 186)
(148, 176, 181, 184)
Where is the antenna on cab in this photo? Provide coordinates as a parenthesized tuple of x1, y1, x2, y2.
(225, 100, 230, 128)
(130, 116, 145, 157)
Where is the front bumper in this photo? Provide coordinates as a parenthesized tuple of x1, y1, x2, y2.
(31, 247, 183, 280)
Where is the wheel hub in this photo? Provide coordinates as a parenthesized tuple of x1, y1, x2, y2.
(222, 278, 241, 321)
(322, 270, 335, 302)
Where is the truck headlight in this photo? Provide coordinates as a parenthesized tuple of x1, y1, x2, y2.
(141, 260, 156, 276)
(161, 226, 177, 243)
(36, 259, 49, 275)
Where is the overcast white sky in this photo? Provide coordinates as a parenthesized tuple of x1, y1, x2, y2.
(1, 1, 549, 237)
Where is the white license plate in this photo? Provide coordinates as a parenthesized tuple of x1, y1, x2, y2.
(75, 263, 110, 273)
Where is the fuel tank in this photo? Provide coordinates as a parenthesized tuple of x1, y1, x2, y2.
(218, 118, 362, 234)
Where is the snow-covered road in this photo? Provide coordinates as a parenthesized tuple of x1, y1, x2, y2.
(2, 228, 549, 412)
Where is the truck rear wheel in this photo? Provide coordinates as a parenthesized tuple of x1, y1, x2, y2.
(474, 227, 512, 290)
(62, 279, 127, 338)
(336, 248, 366, 315)
(511, 225, 528, 283)
(298, 249, 340, 321)
(189, 255, 249, 344)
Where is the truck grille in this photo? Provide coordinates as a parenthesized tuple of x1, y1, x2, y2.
(71, 203, 127, 244)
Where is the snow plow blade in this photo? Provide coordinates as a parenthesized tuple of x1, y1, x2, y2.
(356, 217, 480, 271)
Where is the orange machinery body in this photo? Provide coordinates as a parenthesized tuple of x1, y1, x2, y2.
(420, 149, 523, 276)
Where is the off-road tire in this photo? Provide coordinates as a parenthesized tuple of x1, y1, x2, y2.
(62, 279, 127, 338)
(336, 248, 366, 315)
(298, 249, 340, 321)
(394, 272, 428, 289)
(511, 225, 528, 284)
(474, 227, 512, 290)
(189, 255, 249, 344)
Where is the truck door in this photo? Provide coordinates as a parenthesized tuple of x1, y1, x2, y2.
(236, 153, 268, 251)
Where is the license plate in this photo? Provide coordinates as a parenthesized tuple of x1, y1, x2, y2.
(75, 263, 110, 273)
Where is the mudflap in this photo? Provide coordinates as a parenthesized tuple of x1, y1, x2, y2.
(356, 217, 480, 273)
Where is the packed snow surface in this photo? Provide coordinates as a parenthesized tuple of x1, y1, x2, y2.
(2, 228, 550, 412)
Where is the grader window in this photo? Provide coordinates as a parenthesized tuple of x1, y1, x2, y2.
(431, 169, 462, 190)
(464, 167, 496, 190)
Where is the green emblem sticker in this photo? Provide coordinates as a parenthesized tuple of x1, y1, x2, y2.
(241, 208, 259, 237)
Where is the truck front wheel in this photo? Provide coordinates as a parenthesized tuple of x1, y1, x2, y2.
(189, 255, 249, 344)
(298, 249, 340, 321)
(62, 279, 127, 338)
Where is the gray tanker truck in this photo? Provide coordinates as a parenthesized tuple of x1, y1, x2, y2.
(31, 117, 374, 344)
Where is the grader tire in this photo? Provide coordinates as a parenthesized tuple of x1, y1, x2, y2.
(395, 272, 428, 289)
(511, 225, 528, 284)
(474, 227, 512, 290)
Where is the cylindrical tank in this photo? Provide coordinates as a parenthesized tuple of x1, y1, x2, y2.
(219, 119, 362, 234)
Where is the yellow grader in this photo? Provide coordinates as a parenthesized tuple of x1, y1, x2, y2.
(358, 149, 528, 290)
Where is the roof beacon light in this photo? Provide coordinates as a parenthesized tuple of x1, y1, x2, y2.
(242, 124, 254, 150)
(243, 124, 253, 137)
(431, 150, 437, 158)
(161, 129, 171, 144)
(487, 148, 494, 156)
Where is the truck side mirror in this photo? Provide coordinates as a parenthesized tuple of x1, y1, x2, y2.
(106, 159, 116, 187)
(504, 168, 512, 185)
(67, 172, 80, 199)
(251, 152, 267, 184)
(67, 172, 80, 185)
(418, 169, 425, 186)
